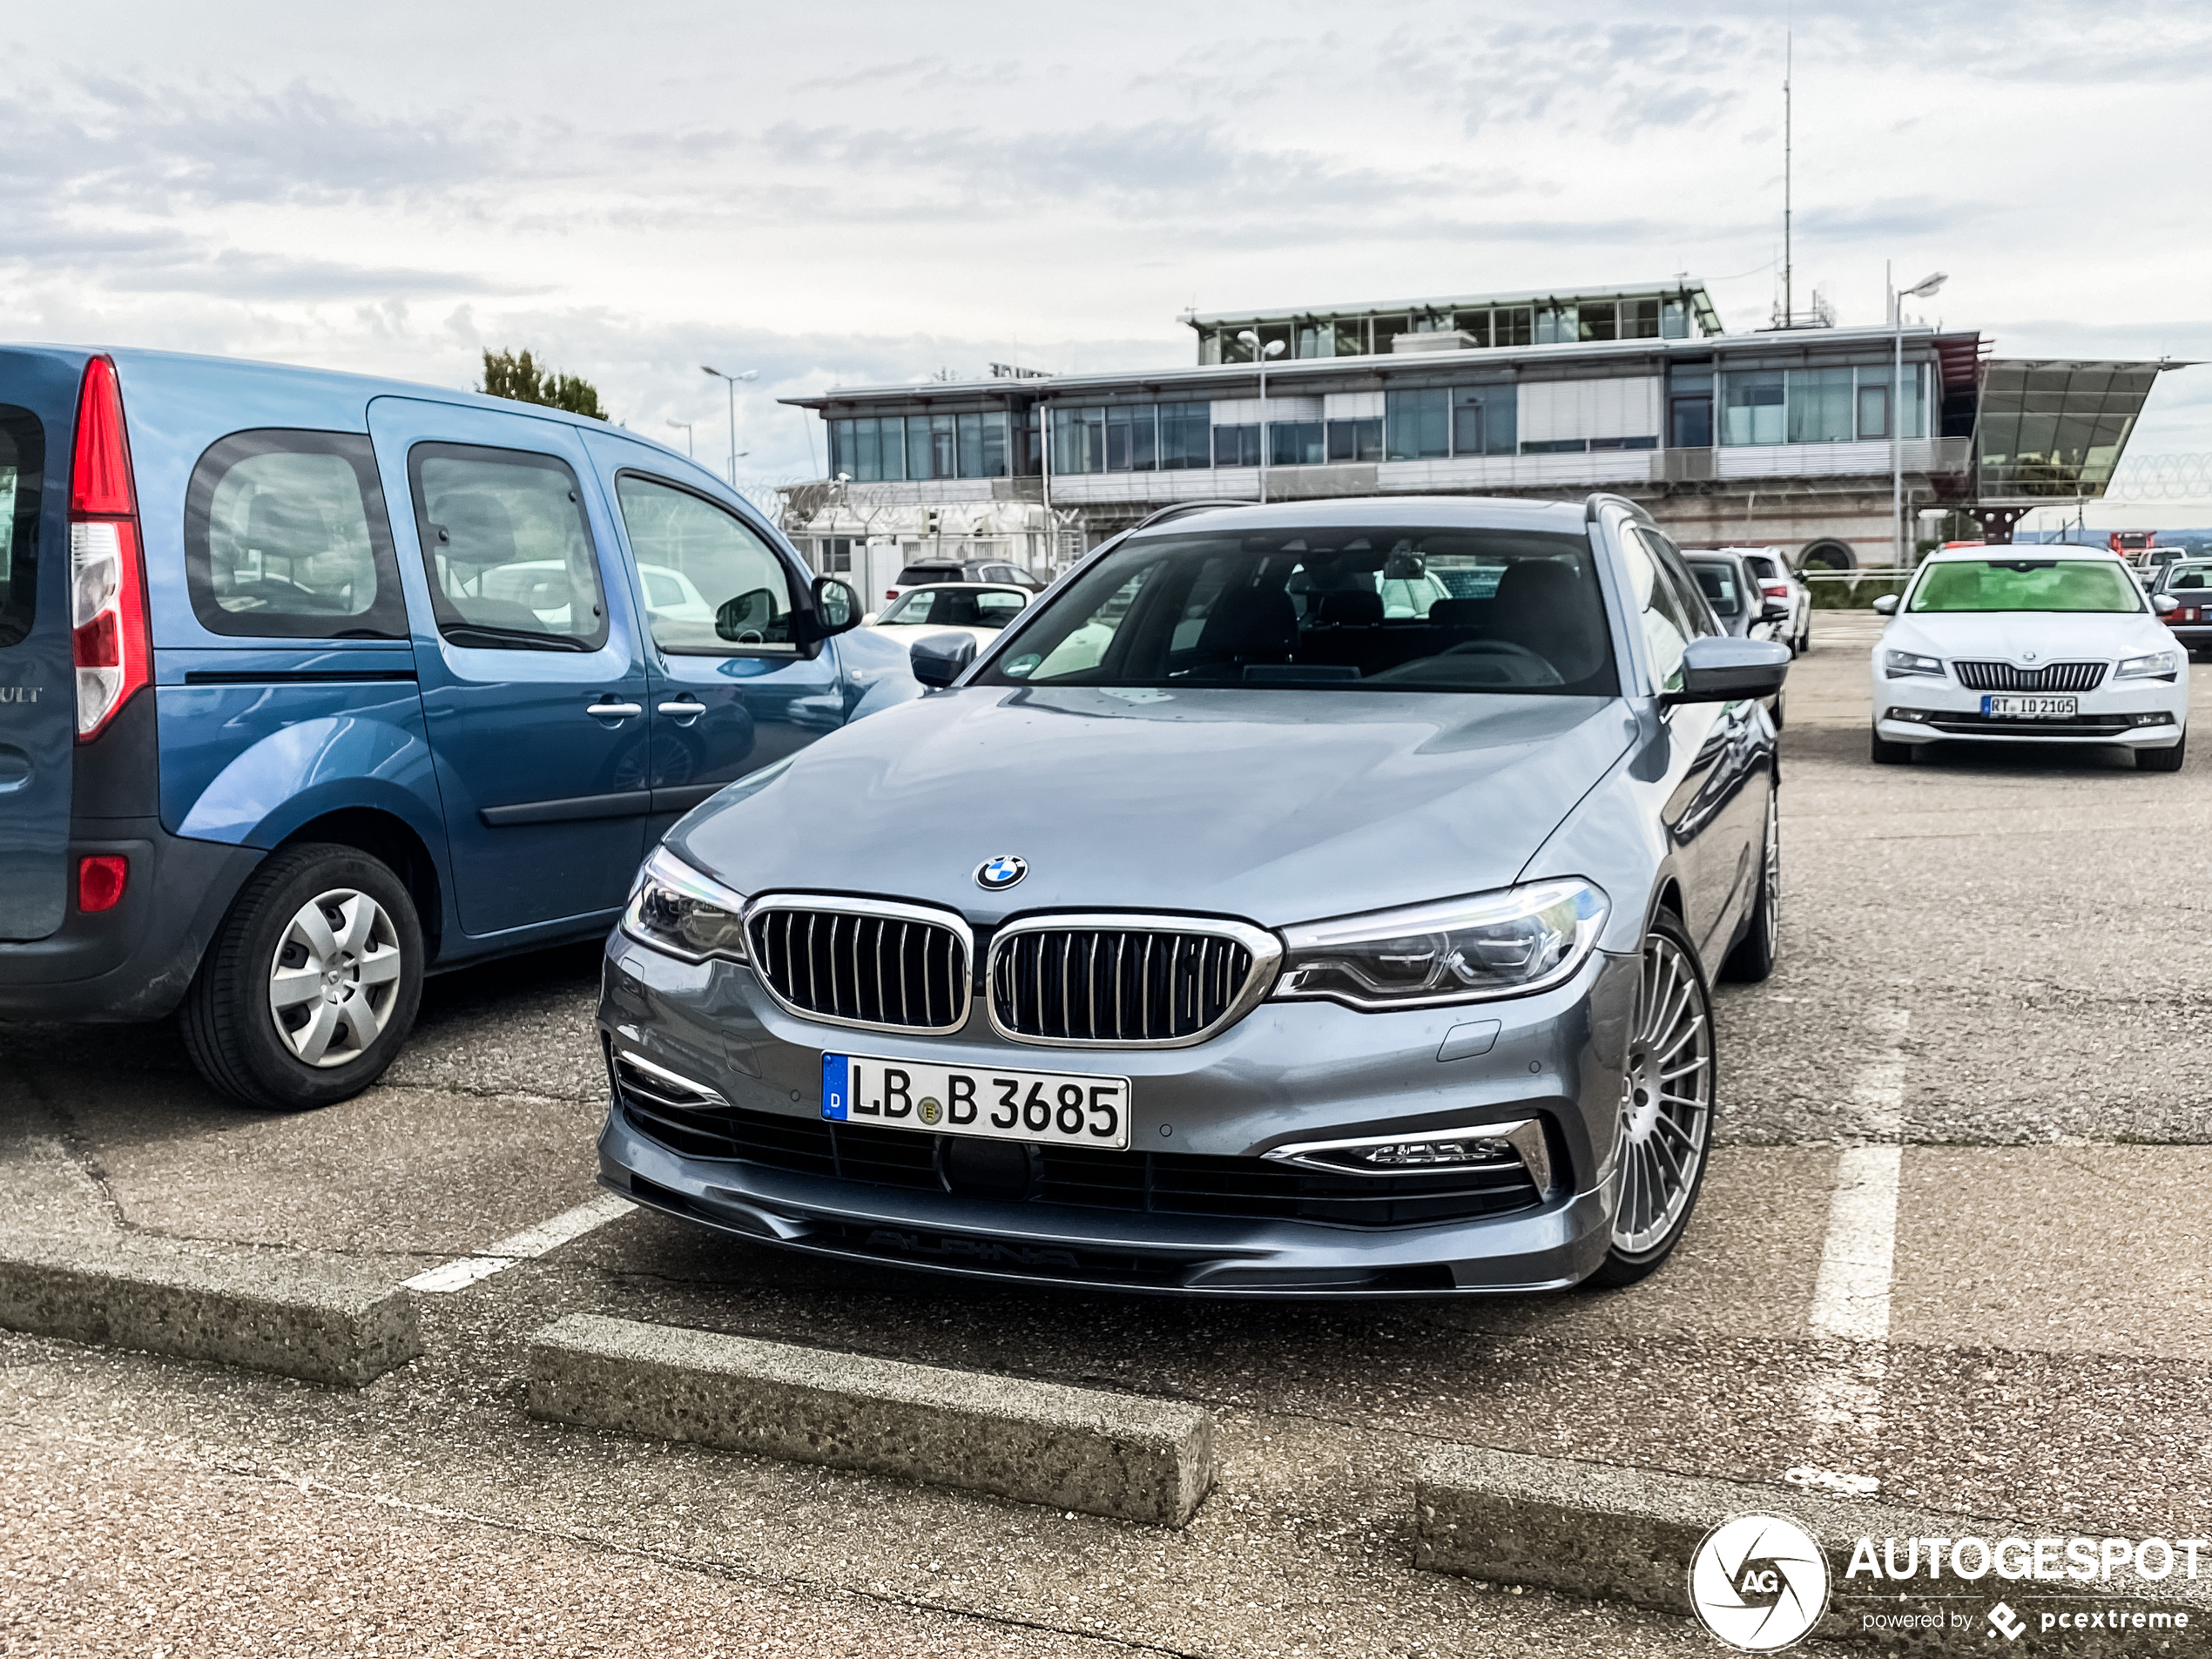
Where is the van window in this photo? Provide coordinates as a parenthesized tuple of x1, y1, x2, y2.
(0, 409, 42, 649)
(408, 444, 609, 651)
(613, 474, 798, 654)
(184, 431, 408, 640)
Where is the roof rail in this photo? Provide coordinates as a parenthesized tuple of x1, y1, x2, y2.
(1583, 491, 1656, 528)
(1130, 499, 1261, 533)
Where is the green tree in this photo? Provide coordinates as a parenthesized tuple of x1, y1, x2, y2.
(478, 348, 609, 421)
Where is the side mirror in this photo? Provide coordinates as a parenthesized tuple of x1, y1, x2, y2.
(1663, 635, 1791, 705)
(2155, 594, 2182, 617)
(810, 575, 860, 637)
(1871, 594, 1901, 617)
(716, 587, 781, 642)
(1759, 602, 1792, 624)
(909, 631, 977, 689)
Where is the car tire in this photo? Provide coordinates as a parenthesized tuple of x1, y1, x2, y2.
(1794, 624, 1810, 656)
(1871, 728, 1914, 765)
(1721, 789, 1780, 984)
(2138, 733, 2188, 773)
(1583, 910, 1715, 1291)
(181, 842, 424, 1111)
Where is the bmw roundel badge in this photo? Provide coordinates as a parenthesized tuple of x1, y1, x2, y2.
(975, 855, 1028, 890)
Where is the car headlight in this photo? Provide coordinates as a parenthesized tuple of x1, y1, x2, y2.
(1884, 648, 1946, 679)
(622, 846, 749, 962)
(2116, 650, 2181, 682)
(1271, 879, 1609, 1010)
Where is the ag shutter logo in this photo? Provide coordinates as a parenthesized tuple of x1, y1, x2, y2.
(1689, 1514, 1831, 1651)
(974, 855, 1027, 891)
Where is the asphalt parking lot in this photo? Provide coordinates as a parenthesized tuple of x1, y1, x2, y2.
(5, 608, 2210, 1656)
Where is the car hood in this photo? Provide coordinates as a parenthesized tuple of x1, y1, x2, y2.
(670, 687, 1637, 927)
(1883, 610, 2170, 660)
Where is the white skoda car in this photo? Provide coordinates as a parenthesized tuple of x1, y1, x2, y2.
(1870, 548, 2188, 771)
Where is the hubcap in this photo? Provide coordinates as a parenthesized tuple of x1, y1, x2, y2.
(1612, 932, 1712, 1255)
(267, 888, 403, 1068)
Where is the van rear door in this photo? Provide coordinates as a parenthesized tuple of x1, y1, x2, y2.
(0, 350, 83, 941)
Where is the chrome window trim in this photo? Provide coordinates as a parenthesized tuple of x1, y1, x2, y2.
(983, 912, 1284, 1050)
(739, 892, 974, 1037)
(1264, 1118, 1551, 1193)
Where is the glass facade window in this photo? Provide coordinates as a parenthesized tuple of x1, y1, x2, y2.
(1455, 387, 1514, 455)
(1722, 373, 1787, 445)
(1213, 423, 1261, 468)
(1579, 303, 1618, 343)
(1159, 403, 1211, 469)
(1372, 315, 1411, 354)
(828, 411, 1012, 482)
(1453, 311, 1492, 347)
(1295, 321, 1332, 359)
(1385, 388, 1450, 459)
(1269, 421, 1325, 466)
(1535, 305, 1577, 345)
(1258, 324, 1292, 359)
(1495, 307, 1534, 347)
(1333, 319, 1367, 358)
(1857, 384, 1890, 441)
(929, 414, 956, 478)
(1325, 418, 1383, 462)
(1624, 299, 1662, 340)
(1787, 368, 1854, 444)
(906, 418, 933, 482)
(1719, 364, 1927, 446)
(1218, 330, 1253, 364)
(1662, 299, 1690, 339)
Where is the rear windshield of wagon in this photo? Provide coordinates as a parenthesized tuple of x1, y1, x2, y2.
(976, 526, 1619, 695)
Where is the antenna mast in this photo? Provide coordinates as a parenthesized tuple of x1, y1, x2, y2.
(1783, 30, 1793, 327)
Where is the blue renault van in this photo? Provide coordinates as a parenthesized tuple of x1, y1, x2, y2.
(0, 346, 907, 1109)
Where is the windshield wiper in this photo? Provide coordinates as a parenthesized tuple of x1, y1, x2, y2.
(441, 624, 590, 653)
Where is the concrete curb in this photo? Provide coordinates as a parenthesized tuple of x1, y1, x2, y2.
(528, 1312, 1214, 1527)
(0, 1232, 421, 1388)
(1416, 1445, 2208, 1653)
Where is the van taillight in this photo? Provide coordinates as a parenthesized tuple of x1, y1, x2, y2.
(68, 356, 148, 742)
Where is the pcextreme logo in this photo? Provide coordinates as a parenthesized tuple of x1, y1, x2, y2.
(1689, 1513, 1832, 1652)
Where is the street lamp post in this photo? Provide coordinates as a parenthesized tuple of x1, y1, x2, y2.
(665, 420, 693, 459)
(1237, 329, 1288, 503)
(701, 366, 759, 487)
(1890, 267, 1947, 566)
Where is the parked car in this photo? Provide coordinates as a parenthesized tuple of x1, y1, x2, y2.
(1870, 548, 2186, 770)
(2131, 546, 2191, 590)
(1730, 548, 1811, 656)
(0, 346, 921, 1109)
(866, 583, 1032, 645)
(883, 557, 1044, 605)
(1686, 551, 1790, 728)
(599, 494, 1790, 1298)
(2151, 560, 2212, 658)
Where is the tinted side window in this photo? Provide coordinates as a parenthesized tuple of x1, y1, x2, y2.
(613, 474, 798, 655)
(0, 408, 44, 649)
(184, 431, 406, 639)
(1624, 528, 1700, 692)
(409, 444, 608, 651)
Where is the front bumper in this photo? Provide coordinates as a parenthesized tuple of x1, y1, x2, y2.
(595, 927, 1638, 1297)
(1872, 676, 2187, 747)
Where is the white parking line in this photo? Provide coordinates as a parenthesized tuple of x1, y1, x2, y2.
(1806, 1008, 1911, 1342)
(402, 1193, 637, 1294)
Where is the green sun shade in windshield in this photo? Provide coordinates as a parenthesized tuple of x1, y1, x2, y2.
(1909, 559, 2140, 614)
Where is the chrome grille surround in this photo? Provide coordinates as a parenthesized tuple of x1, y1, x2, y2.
(986, 914, 1283, 1049)
(742, 894, 973, 1035)
(1952, 659, 2107, 693)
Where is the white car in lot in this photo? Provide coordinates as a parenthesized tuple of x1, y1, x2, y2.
(1870, 548, 2188, 771)
(865, 582, 1031, 647)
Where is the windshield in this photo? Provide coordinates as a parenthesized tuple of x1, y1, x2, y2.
(1908, 558, 2142, 615)
(975, 525, 1618, 695)
(880, 586, 1026, 628)
(1689, 563, 1742, 617)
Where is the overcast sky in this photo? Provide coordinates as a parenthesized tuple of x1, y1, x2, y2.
(9, 0, 2212, 519)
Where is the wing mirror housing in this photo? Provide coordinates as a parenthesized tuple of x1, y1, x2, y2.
(784, 576, 862, 655)
(1759, 602, 1792, 625)
(1871, 594, 1901, 617)
(1662, 635, 1791, 705)
(2154, 593, 2182, 617)
(910, 631, 977, 689)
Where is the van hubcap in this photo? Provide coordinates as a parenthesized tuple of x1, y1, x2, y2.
(1612, 933, 1711, 1256)
(268, 889, 402, 1068)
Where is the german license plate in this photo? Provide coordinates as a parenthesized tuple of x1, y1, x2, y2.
(821, 1054, 1131, 1150)
(1983, 694, 2075, 719)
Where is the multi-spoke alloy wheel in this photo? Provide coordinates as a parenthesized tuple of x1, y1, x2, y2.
(268, 888, 404, 1067)
(1588, 919, 1714, 1286)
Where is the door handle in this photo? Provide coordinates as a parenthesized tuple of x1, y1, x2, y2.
(586, 700, 644, 719)
(657, 699, 705, 721)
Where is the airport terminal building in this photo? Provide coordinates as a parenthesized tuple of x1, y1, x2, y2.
(779, 279, 2175, 587)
